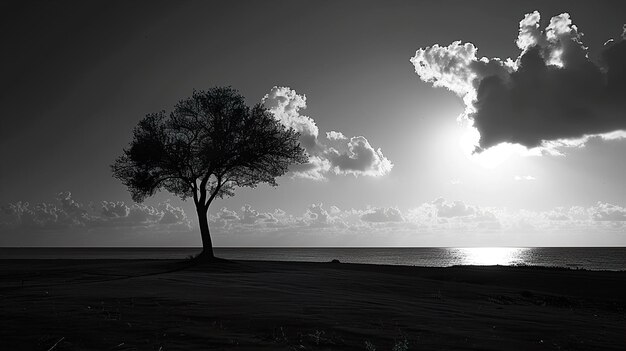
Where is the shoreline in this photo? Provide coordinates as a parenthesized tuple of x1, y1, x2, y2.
(2, 257, 625, 273)
(1, 259, 625, 350)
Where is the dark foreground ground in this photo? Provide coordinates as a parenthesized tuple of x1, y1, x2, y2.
(0, 259, 624, 350)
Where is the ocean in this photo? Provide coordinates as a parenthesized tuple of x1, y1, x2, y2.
(1, 247, 625, 271)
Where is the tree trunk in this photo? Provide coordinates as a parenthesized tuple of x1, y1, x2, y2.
(196, 205, 215, 260)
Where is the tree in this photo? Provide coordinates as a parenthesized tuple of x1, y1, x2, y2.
(112, 87, 307, 260)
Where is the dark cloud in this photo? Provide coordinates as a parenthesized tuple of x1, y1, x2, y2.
(412, 12, 626, 151)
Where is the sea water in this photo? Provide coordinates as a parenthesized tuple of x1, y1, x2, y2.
(1, 247, 625, 271)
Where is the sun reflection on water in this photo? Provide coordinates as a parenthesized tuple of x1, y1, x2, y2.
(456, 247, 528, 266)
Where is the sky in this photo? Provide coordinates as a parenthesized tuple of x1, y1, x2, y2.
(1, 0, 626, 247)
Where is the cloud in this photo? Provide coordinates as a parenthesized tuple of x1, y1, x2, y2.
(240, 204, 279, 225)
(208, 199, 501, 236)
(262, 86, 321, 152)
(326, 131, 347, 140)
(328, 136, 393, 177)
(209, 204, 291, 230)
(301, 203, 349, 229)
(0, 192, 191, 232)
(263, 86, 392, 179)
(514, 175, 536, 181)
(543, 209, 570, 221)
(360, 207, 404, 222)
(432, 198, 476, 218)
(213, 197, 626, 241)
(288, 154, 331, 181)
(158, 203, 190, 225)
(8, 195, 624, 246)
(590, 202, 626, 221)
(208, 203, 350, 232)
(101, 201, 130, 218)
(1, 196, 88, 230)
(240, 204, 263, 224)
(411, 11, 626, 153)
(406, 199, 500, 230)
(304, 203, 333, 227)
(215, 207, 240, 221)
(210, 207, 240, 229)
(428, 197, 497, 220)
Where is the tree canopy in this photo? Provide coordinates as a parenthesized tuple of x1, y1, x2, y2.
(112, 87, 308, 258)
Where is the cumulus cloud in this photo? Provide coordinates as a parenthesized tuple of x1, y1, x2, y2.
(240, 204, 279, 225)
(590, 202, 626, 221)
(304, 203, 333, 227)
(411, 11, 626, 153)
(158, 203, 188, 225)
(6, 196, 605, 246)
(543, 208, 570, 221)
(240, 204, 264, 224)
(6, 195, 624, 246)
(208, 197, 626, 240)
(405, 198, 500, 231)
(263, 86, 392, 179)
(209, 207, 239, 229)
(215, 207, 240, 221)
(115, 198, 626, 246)
(209, 204, 289, 229)
(514, 175, 536, 181)
(208, 199, 501, 236)
(288, 154, 331, 181)
(0, 192, 191, 232)
(326, 131, 347, 140)
(262, 86, 321, 152)
(328, 136, 393, 177)
(1, 194, 88, 230)
(208, 203, 348, 232)
(361, 207, 404, 222)
(101, 201, 130, 218)
(432, 198, 477, 218)
(302, 203, 349, 229)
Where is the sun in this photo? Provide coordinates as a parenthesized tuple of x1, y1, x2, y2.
(459, 125, 539, 169)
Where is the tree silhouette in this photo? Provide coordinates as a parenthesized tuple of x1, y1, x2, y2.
(112, 87, 307, 260)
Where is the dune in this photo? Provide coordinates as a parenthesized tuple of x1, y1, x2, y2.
(0, 259, 624, 350)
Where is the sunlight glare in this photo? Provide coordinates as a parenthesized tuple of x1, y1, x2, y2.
(459, 125, 540, 169)
(458, 247, 527, 266)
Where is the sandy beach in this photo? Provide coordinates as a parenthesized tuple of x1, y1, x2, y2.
(1, 259, 624, 350)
